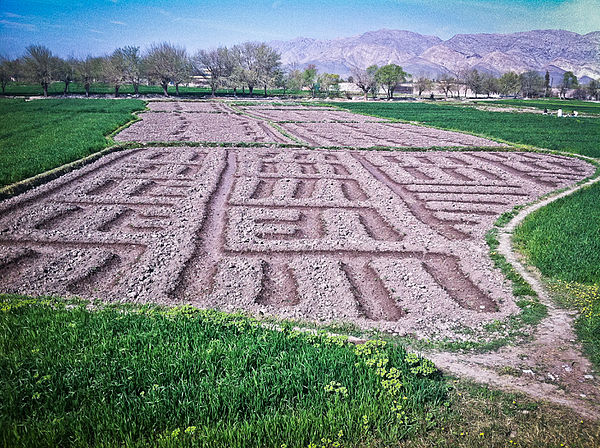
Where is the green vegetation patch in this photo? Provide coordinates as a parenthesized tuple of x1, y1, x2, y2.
(333, 102, 600, 158)
(0, 296, 447, 448)
(480, 98, 600, 115)
(514, 182, 600, 367)
(0, 98, 145, 186)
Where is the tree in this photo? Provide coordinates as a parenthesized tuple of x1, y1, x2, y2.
(480, 73, 498, 98)
(544, 70, 551, 97)
(0, 56, 12, 94)
(375, 64, 408, 99)
(456, 68, 470, 98)
(145, 42, 186, 97)
(237, 42, 263, 96)
(121, 46, 143, 95)
(302, 64, 318, 97)
(520, 71, 544, 98)
(286, 68, 303, 93)
(413, 76, 433, 97)
(587, 79, 599, 101)
(318, 72, 340, 97)
(465, 69, 483, 98)
(56, 57, 77, 94)
(102, 49, 126, 97)
(560, 71, 578, 99)
(23, 45, 56, 97)
(437, 73, 455, 98)
(75, 56, 102, 97)
(351, 65, 377, 100)
(498, 71, 521, 97)
(255, 44, 281, 97)
(195, 47, 234, 97)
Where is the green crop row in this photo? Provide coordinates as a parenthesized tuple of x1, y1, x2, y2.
(0, 296, 447, 448)
(0, 98, 145, 187)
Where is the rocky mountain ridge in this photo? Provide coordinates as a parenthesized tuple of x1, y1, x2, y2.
(270, 29, 600, 83)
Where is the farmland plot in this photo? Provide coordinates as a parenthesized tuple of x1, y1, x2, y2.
(0, 139, 592, 339)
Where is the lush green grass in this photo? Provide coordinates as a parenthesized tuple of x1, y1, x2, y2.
(479, 98, 600, 115)
(333, 102, 600, 158)
(514, 183, 600, 367)
(0, 296, 447, 448)
(2, 82, 308, 98)
(0, 98, 145, 187)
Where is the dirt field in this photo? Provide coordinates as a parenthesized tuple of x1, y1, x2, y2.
(0, 125, 592, 338)
(116, 101, 504, 148)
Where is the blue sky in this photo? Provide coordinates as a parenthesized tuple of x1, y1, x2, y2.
(1, 0, 598, 58)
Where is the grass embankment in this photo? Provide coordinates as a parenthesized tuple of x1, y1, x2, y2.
(2, 82, 307, 98)
(514, 183, 600, 367)
(480, 99, 600, 115)
(333, 102, 600, 158)
(0, 98, 145, 187)
(0, 296, 447, 448)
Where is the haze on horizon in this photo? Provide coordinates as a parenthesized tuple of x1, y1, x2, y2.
(1, 0, 599, 58)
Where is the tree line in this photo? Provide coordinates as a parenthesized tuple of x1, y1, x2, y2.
(411, 69, 597, 101)
(1, 42, 598, 101)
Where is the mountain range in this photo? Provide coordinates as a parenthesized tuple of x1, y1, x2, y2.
(270, 29, 600, 84)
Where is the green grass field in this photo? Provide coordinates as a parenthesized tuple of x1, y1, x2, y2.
(0, 98, 144, 187)
(479, 99, 600, 115)
(0, 296, 447, 448)
(514, 183, 600, 366)
(333, 102, 600, 158)
(2, 82, 307, 98)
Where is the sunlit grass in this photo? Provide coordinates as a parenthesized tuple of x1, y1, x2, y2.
(0, 98, 145, 186)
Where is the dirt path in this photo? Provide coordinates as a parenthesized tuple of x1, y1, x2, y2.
(429, 172, 600, 419)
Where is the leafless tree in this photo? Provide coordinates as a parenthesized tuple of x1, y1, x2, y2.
(145, 42, 187, 97)
(195, 47, 234, 97)
(437, 73, 455, 98)
(351, 65, 377, 100)
(0, 56, 12, 94)
(413, 75, 433, 97)
(121, 46, 143, 95)
(102, 49, 127, 97)
(57, 57, 77, 95)
(23, 45, 56, 97)
(75, 56, 102, 97)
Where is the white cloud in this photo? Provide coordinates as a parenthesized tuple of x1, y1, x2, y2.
(0, 19, 36, 31)
(4, 12, 26, 19)
(110, 20, 127, 25)
(89, 28, 104, 34)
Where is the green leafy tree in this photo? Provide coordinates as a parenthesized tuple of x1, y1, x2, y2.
(481, 73, 498, 98)
(302, 64, 318, 97)
(466, 69, 483, 98)
(498, 71, 521, 97)
(560, 71, 578, 99)
(375, 64, 408, 99)
(520, 71, 544, 98)
(544, 70, 551, 97)
(587, 79, 599, 101)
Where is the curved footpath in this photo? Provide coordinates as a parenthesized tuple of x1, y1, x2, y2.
(429, 162, 600, 419)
